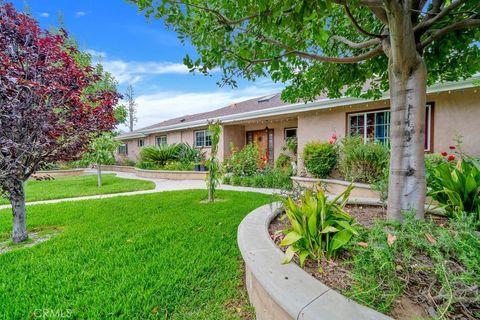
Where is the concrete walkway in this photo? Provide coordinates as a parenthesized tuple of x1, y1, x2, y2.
(0, 170, 280, 210)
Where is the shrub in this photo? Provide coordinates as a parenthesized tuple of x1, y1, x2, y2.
(338, 135, 389, 183)
(162, 161, 195, 171)
(280, 185, 357, 265)
(253, 175, 265, 188)
(136, 162, 162, 170)
(222, 175, 231, 185)
(139, 145, 179, 167)
(275, 153, 293, 175)
(302, 141, 338, 178)
(122, 159, 136, 167)
(428, 156, 480, 224)
(225, 143, 261, 176)
(231, 176, 242, 186)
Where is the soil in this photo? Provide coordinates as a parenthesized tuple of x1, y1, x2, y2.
(268, 205, 455, 320)
(0, 227, 61, 254)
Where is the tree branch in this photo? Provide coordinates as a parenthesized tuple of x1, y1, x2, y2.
(344, 4, 383, 37)
(415, 0, 470, 35)
(330, 35, 381, 49)
(419, 15, 480, 49)
(357, 0, 389, 25)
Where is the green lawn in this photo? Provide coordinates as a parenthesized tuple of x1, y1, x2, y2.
(0, 174, 155, 204)
(0, 190, 272, 319)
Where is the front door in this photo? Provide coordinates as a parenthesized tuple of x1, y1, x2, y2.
(246, 129, 274, 165)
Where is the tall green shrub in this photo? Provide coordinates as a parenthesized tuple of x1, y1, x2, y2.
(302, 142, 337, 178)
(338, 136, 389, 183)
(226, 143, 261, 177)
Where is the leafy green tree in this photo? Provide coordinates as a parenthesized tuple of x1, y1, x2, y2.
(81, 133, 121, 187)
(131, 0, 479, 220)
(206, 121, 222, 202)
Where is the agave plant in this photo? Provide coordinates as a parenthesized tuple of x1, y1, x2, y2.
(280, 185, 358, 266)
(428, 156, 480, 223)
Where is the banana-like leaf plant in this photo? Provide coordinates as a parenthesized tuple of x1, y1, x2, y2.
(279, 185, 358, 266)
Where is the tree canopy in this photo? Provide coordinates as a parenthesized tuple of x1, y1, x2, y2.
(132, 0, 479, 101)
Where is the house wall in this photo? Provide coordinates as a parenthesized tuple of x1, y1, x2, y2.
(243, 118, 298, 163)
(296, 88, 479, 173)
(220, 124, 246, 162)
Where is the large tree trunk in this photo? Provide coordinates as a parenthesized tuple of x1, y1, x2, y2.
(97, 164, 102, 187)
(11, 182, 27, 244)
(385, 2, 427, 221)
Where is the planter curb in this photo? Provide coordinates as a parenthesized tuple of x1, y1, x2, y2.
(238, 202, 393, 320)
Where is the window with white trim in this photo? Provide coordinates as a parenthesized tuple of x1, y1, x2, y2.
(284, 128, 297, 140)
(156, 135, 167, 146)
(137, 139, 144, 147)
(348, 104, 432, 150)
(194, 130, 212, 147)
(118, 144, 128, 155)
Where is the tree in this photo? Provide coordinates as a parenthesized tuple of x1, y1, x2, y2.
(125, 84, 137, 132)
(206, 121, 222, 202)
(0, 4, 120, 243)
(132, 0, 480, 220)
(81, 133, 121, 187)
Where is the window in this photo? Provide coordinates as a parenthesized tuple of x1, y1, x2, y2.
(156, 135, 167, 146)
(284, 128, 297, 140)
(137, 139, 145, 147)
(194, 130, 212, 147)
(348, 104, 432, 150)
(118, 144, 128, 155)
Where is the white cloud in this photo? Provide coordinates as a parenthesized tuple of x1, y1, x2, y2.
(129, 82, 284, 129)
(85, 49, 107, 59)
(102, 59, 190, 84)
(76, 11, 86, 17)
(39, 12, 49, 18)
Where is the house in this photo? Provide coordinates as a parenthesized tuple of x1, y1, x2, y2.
(116, 77, 480, 172)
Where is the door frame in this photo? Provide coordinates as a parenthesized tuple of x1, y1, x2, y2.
(246, 129, 274, 165)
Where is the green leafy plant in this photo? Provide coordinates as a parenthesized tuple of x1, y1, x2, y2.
(81, 133, 121, 187)
(206, 121, 222, 202)
(338, 135, 389, 183)
(162, 161, 195, 171)
(275, 153, 293, 175)
(428, 156, 480, 224)
(280, 185, 358, 265)
(302, 141, 338, 178)
(139, 144, 179, 167)
(225, 143, 261, 176)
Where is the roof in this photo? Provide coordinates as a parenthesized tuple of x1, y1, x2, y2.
(117, 77, 479, 140)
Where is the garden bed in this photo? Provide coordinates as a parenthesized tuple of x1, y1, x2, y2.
(100, 165, 208, 180)
(268, 206, 479, 319)
(33, 168, 86, 178)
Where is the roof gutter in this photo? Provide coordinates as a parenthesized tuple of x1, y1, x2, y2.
(117, 77, 479, 140)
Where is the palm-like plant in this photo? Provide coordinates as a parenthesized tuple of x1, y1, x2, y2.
(280, 185, 358, 266)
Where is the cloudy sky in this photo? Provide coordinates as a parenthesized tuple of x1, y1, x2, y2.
(11, 0, 284, 131)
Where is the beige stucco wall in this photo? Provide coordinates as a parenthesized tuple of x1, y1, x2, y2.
(243, 118, 298, 163)
(220, 124, 246, 161)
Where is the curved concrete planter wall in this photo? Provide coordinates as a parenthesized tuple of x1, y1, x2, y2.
(33, 168, 85, 178)
(291, 176, 380, 200)
(135, 168, 207, 180)
(238, 203, 392, 320)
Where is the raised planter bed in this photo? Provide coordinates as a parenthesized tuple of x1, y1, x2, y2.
(33, 168, 86, 178)
(134, 168, 207, 180)
(238, 203, 391, 320)
(292, 176, 380, 200)
(100, 165, 137, 174)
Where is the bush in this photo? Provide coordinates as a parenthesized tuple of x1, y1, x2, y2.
(138, 143, 204, 169)
(136, 162, 162, 170)
(222, 175, 231, 185)
(338, 136, 389, 183)
(226, 143, 262, 176)
(122, 159, 136, 167)
(162, 161, 195, 171)
(280, 185, 358, 265)
(275, 153, 293, 175)
(302, 141, 338, 178)
(222, 168, 293, 190)
(231, 176, 242, 186)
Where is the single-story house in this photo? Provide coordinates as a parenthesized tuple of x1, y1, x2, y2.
(116, 77, 480, 172)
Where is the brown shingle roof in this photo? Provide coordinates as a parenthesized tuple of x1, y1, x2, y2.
(121, 92, 297, 136)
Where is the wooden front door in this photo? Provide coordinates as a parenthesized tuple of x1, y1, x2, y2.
(246, 129, 274, 165)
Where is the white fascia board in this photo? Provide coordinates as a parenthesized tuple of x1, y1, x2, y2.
(117, 77, 479, 139)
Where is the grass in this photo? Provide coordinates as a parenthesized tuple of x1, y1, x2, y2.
(0, 174, 155, 204)
(0, 190, 272, 319)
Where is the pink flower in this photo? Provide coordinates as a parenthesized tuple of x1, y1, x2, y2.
(331, 133, 337, 140)
(440, 151, 448, 157)
(448, 155, 456, 161)
(449, 145, 456, 150)
(328, 139, 335, 144)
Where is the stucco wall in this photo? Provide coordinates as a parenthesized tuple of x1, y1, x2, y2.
(220, 124, 246, 161)
(243, 118, 298, 163)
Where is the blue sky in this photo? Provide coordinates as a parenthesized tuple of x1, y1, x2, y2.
(10, 0, 283, 130)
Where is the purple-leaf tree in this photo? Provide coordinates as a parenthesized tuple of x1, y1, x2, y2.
(0, 3, 120, 243)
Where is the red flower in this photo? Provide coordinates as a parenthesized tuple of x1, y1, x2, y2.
(448, 155, 456, 161)
(331, 133, 337, 140)
(449, 145, 456, 150)
(328, 139, 335, 144)
(440, 151, 448, 157)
